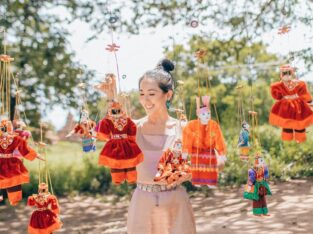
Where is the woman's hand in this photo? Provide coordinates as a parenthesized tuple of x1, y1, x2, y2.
(217, 155, 227, 171)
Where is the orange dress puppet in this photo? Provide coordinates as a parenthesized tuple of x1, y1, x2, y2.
(154, 139, 191, 186)
(269, 64, 313, 142)
(28, 183, 62, 234)
(0, 119, 37, 205)
(183, 96, 227, 187)
(96, 101, 143, 185)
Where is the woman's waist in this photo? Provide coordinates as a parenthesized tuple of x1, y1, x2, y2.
(136, 182, 178, 193)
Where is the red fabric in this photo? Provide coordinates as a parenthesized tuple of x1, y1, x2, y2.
(0, 135, 36, 189)
(28, 194, 60, 229)
(97, 117, 143, 168)
(270, 81, 313, 128)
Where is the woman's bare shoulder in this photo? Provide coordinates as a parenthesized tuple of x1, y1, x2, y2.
(131, 117, 148, 126)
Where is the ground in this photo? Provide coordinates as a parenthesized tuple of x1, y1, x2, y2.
(0, 179, 312, 234)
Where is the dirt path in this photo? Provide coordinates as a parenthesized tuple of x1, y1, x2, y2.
(1, 179, 312, 234)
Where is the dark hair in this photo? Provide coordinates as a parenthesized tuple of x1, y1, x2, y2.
(139, 59, 175, 97)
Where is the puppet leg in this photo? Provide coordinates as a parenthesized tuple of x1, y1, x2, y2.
(126, 167, 137, 184)
(294, 129, 306, 143)
(110, 168, 126, 185)
(281, 128, 294, 141)
(6, 185, 22, 206)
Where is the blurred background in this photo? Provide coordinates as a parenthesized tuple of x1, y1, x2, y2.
(0, 0, 313, 224)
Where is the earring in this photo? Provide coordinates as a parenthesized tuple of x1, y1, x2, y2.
(166, 100, 171, 109)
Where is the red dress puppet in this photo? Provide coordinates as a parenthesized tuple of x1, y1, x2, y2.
(0, 119, 37, 205)
(183, 96, 227, 187)
(96, 101, 143, 185)
(28, 183, 62, 234)
(154, 139, 191, 186)
(269, 64, 313, 142)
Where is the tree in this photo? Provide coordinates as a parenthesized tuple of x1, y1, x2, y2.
(0, 1, 98, 126)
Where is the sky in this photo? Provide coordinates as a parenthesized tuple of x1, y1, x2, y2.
(43, 12, 313, 130)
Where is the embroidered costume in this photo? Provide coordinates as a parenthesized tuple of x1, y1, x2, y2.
(269, 64, 313, 142)
(154, 139, 191, 186)
(243, 155, 271, 215)
(0, 119, 37, 205)
(182, 96, 226, 186)
(97, 101, 143, 184)
(28, 183, 62, 234)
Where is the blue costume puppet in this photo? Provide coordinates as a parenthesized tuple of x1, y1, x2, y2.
(237, 121, 250, 160)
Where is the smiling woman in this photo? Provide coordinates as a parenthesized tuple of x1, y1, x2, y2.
(127, 59, 196, 234)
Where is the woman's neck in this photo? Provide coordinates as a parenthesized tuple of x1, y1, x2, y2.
(147, 111, 170, 125)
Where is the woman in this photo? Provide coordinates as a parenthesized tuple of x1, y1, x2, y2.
(127, 59, 196, 234)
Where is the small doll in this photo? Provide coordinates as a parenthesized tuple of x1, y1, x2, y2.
(12, 119, 32, 158)
(182, 96, 227, 187)
(237, 121, 250, 161)
(96, 101, 143, 185)
(67, 109, 96, 152)
(243, 154, 271, 216)
(269, 64, 313, 142)
(154, 139, 191, 186)
(0, 117, 38, 206)
(28, 182, 62, 234)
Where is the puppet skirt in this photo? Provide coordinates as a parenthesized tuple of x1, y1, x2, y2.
(0, 158, 29, 189)
(127, 186, 196, 234)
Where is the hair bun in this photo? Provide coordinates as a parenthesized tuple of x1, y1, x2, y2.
(160, 59, 175, 73)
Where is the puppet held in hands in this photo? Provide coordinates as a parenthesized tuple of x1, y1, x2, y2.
(154, 139, 191, 186)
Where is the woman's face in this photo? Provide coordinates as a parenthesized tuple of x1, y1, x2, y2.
(139, 78, 172, 115)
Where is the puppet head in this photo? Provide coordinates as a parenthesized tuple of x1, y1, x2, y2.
(280, 64, 295, 81)
(242, 121, 250, 130)
(80, 109, 90, 123)
(0, 117, 13, 135)
(254, 153, 266, 168)
(196, 96, 211, 124)
(108, 101, 124, 118)
(13, 119, 26, 130)
(38, 183, 49, 195)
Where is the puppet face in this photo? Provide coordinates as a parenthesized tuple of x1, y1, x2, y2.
(197, 107, 211, 124)
(38, 183, 49, 194)
(242, 122, 250, 130)
(281, 70, 293, 82)
(81, 110, 89, 122)
(139, 78, 172, 115)
(0, 120, 13, 135)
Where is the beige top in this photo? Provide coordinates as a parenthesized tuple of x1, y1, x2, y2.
(135, 117, 179, 185)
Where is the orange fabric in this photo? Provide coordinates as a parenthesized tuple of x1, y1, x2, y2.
(111, 171, 126, 184)
(182, 119, 226, 155)
(96, 132, 109, 141)
(7, 189, 22, 206)
(126, 170, 137, 184)
(28, 220, 62, 234)
(270, 81, 313, 129)
(295, 131, 306, 143)
(99, 153, 143, 168)
(24, 147, 37, 160)
(281, 130, 294, 141)
(270, 113, 313, 130)
(0, 171, 29, 188)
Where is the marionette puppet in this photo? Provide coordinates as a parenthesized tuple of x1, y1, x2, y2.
(96, 101, 143, 185)
(154, 139, 191, 186)
(0, 118, 38, 206)
(243, 154, 271, 216)
(269, 64, 313, 142)
(237, 121, 250, 161)
(27, 182, 62, 234)
(182, 96, 227, 187)
(67, 109, 96, 152)
(12, 119, 32, 158)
